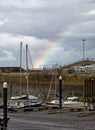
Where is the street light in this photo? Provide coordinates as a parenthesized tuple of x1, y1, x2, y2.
(82, 39, 86, 68)
(3, 82, 8, 130)
(82, 39, 86, 105)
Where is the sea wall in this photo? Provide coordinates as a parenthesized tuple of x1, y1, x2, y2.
(0, 73, 85, 100)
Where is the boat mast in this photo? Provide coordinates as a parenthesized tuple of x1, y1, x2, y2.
(47, 72, 55, 100)
(20, 42, 22, 96)
(26, 44, 29, 97)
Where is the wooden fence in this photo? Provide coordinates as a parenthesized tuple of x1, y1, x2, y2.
(84, 77, 95, 103)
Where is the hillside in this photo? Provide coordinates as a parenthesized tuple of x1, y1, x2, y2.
(0, 59, 95, 101)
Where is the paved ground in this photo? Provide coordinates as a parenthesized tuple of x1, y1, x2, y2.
(5, 109, 95, 130)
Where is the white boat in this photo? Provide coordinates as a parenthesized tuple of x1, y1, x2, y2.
(63, 96, 84, 107)
(10, 94, 41, 102)
(8, 44, 42, 111)
(64, 97, 79, 105)
(8, 99, 42, 111)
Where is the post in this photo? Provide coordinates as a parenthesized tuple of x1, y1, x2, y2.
(20, 42, 22, 96)
(26, 44, 29, 97)
(82, 39, 86, 69)
(59, 76, 62, 108)
(3, 82, 8, 130)
(82, 39, 86, 105)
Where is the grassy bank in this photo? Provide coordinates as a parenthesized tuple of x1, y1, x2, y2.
(0, 73, 87, 101)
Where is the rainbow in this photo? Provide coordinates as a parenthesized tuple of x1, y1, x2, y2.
(34, 23, 78, 68)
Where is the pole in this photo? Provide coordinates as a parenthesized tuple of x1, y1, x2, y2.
(82, 39, 86, 68)
(59, 76, 62, 108)
(82, 39, 86, 105)
(3, 82, 8, 130)
(20, 42, 22, 96)
(26, 44, 29, 97)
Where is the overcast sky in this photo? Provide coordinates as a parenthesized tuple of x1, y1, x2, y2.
(0, 0, 95, 69)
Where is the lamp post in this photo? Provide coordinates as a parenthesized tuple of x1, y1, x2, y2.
(59, 76, 62, 108)
(82, 39, 86, 68)
(82, 39, 86, 105)
(3, 82, 8, 130)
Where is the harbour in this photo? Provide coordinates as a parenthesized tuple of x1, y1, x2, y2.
(0, 98, 95, 130)
(0, 0, 95, 130)
(0, 60, 95, 129)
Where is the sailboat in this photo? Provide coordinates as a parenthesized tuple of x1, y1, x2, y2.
(8, 43, 42, 111)
(23, 44, 42, 109)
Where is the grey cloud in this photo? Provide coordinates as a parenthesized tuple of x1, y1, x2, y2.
(0, 0, 88, 39)
(0, 0, 95, 67)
